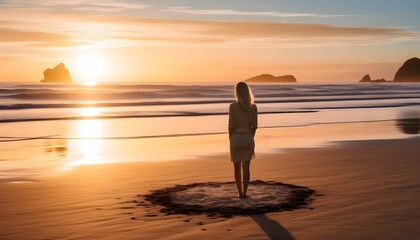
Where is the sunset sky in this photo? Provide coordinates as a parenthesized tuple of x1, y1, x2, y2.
(0, 0, 419, 83)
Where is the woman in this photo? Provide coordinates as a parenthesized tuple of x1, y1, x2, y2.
(229, 82, 258, 198)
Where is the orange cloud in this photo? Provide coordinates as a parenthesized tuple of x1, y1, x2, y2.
(0, 7, 418, 49)
(0, 27, 70, 42)
(91, 16, 418, 47)
(166, 6, 353, 18)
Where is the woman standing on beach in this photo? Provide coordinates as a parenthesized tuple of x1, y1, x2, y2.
(229, 82, 258, 198)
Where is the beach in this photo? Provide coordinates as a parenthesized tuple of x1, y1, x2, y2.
(2, 0, 420, 238)
(1, 83, 419, 239)
(1, 119, 420, 239)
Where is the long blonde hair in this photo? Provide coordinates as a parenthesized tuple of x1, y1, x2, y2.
(234, 82, 254, 110)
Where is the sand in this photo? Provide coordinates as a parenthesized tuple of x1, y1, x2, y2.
(170, 182, 294, 210)
(1, 133, 420, 239)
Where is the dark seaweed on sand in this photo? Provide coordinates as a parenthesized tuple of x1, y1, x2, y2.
(141, 180, 316, 218)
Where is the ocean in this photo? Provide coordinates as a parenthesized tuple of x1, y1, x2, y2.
(0, 82, 419, 182)
(1, 82, 419, 123)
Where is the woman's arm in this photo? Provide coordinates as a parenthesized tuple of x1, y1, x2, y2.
(228, 104, 235, 140)
(251, 105, 258, 137)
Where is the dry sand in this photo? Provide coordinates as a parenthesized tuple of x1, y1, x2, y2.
(1, 135, 420, 239)
(170, 182, 294, 210)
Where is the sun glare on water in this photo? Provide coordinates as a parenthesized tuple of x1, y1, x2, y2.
(74, 53, 107, 86)
(61, 119, 105, 171)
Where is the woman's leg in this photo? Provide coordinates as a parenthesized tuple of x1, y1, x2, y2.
(233, 162, 242, 197)
(242, 160, 250, 198)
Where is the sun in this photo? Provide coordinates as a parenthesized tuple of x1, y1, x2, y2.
(73, 53, 107, 85)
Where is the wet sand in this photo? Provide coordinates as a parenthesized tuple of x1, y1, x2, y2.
(1, 128, 419, 239)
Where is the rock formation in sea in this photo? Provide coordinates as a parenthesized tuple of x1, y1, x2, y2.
(359, 74, 372, 82)
(359, 74, 388, 83)
(40, 63, 72, 83)
(359, 57, 420, 83)
(393, 57, 420, 82)
(245, 74, 297, 83)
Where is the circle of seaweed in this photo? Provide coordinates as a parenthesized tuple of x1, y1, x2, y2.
(140, 180, 317, 218)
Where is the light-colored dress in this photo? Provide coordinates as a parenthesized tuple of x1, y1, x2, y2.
(228, 102, 258, 162)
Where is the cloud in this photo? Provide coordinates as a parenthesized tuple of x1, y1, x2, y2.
(119, 35, 229, 44)
(166, 6, 352, 18)
(81, 15, 417, 46)
(0, 0, 150, 12)
(0, 7, 417, 49)
(0, 27, 71, 43)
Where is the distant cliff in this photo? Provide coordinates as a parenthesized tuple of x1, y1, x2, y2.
(40, 63, 72, 83)
(245, 74, 297, 83)
(359, 57, 420, 83)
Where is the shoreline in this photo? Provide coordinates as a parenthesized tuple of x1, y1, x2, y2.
(0, 118, 407, 142)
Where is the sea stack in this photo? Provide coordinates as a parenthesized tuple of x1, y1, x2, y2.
(245, 74, 297, 83)
(393, 57, 420, 82)
(359, 74, 388, 83)
(359, 74, 371, 82)
(40, 63, 73, 83)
